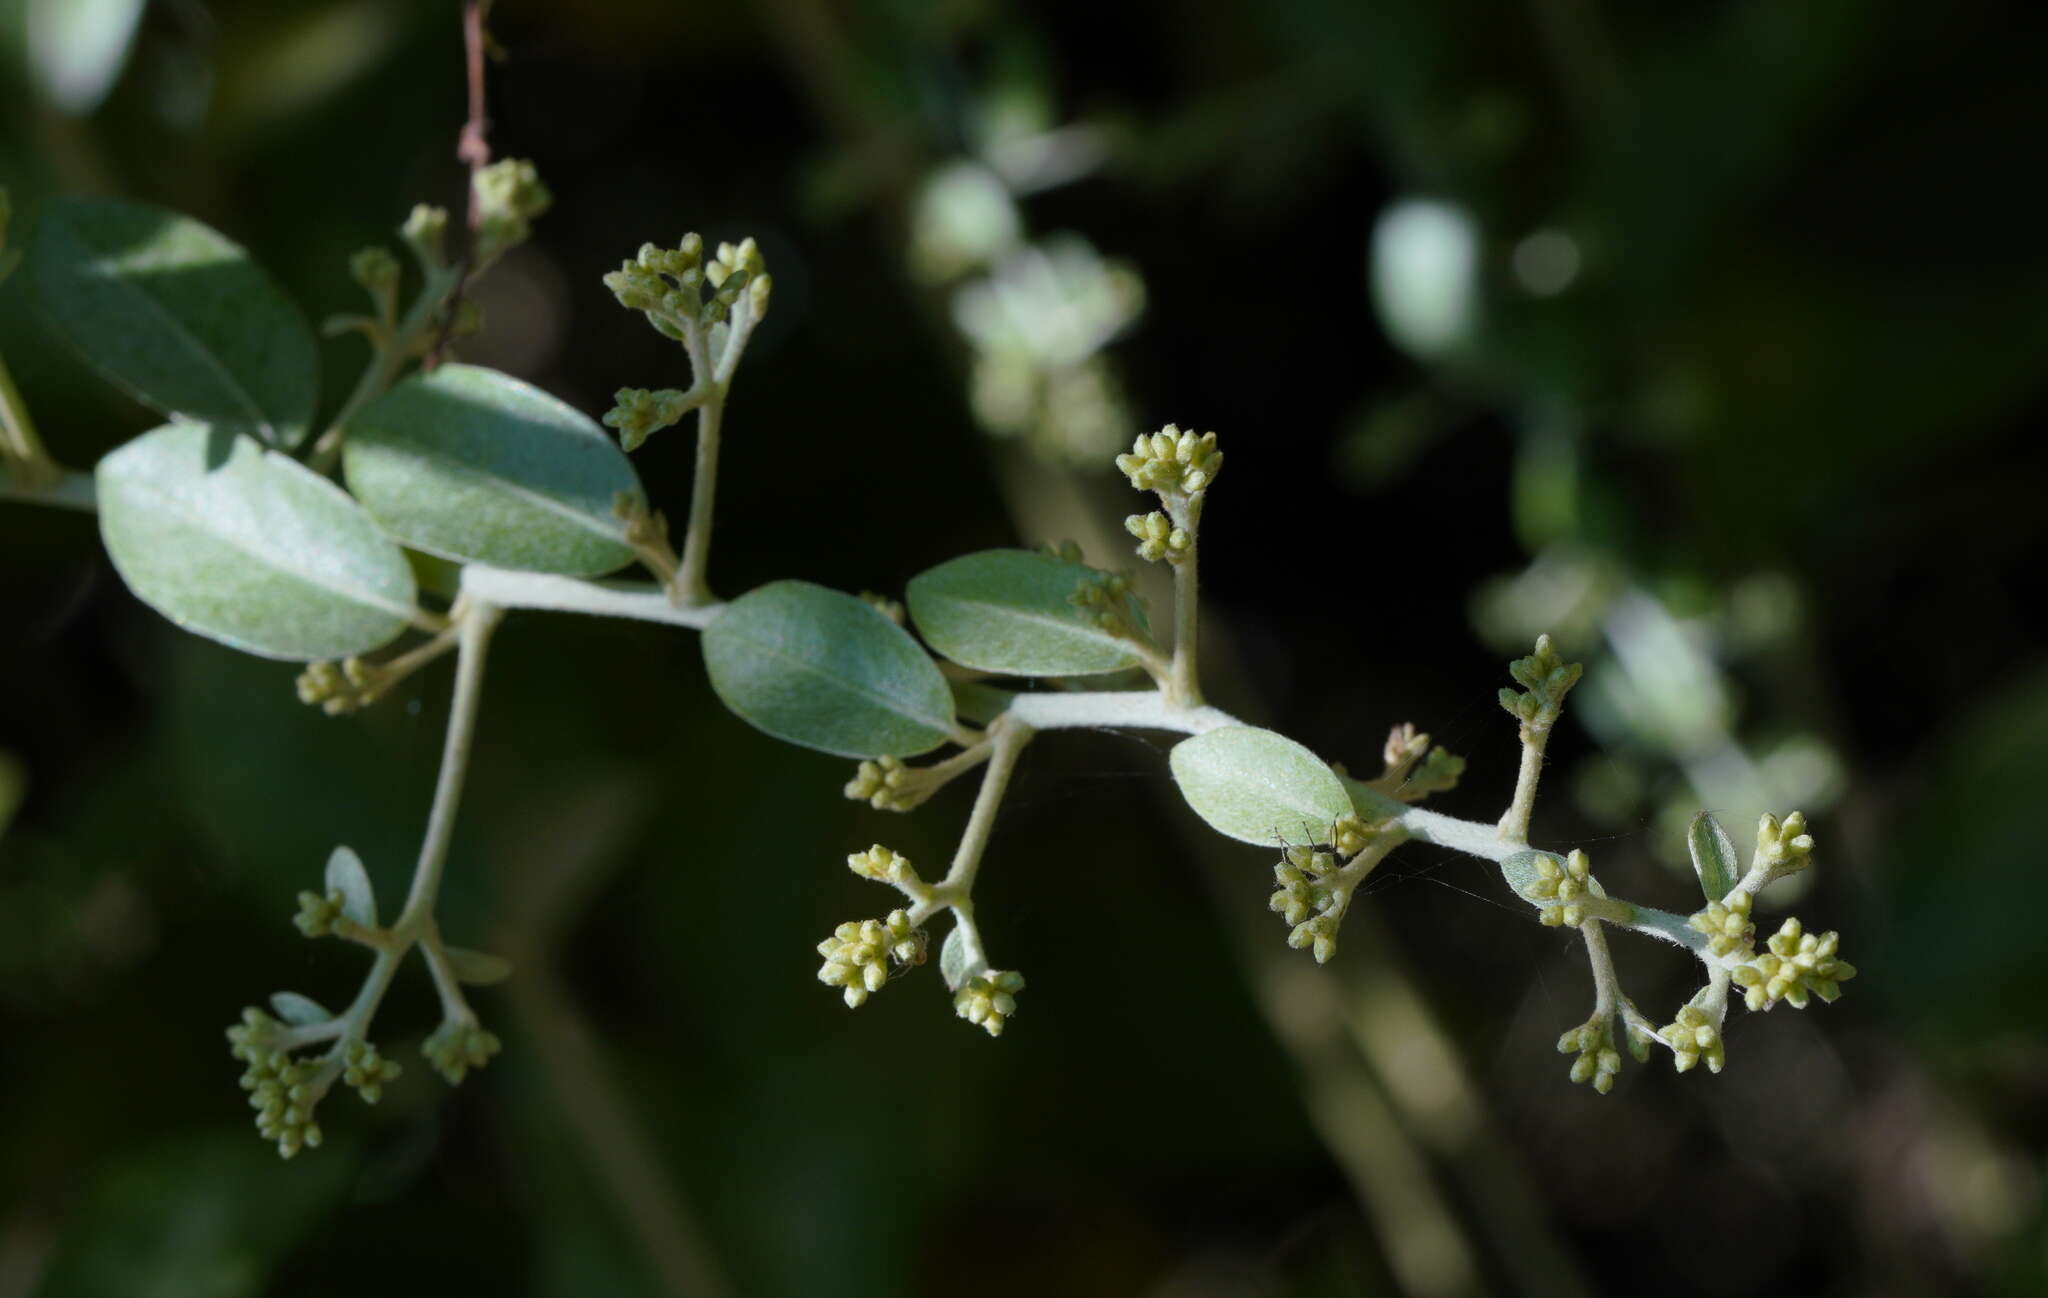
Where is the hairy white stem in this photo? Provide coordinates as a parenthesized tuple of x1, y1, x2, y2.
(460, 565, 724, 628)
(1498, 723, 1550, 843)
(1167, 491, 1205, 706)
(1002, 689, 1241, 735)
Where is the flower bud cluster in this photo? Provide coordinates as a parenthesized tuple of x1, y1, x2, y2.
(473, 158, 553, 267)
(296, 658, 387, 716)
(1370, 723, 1466, 801)
(954, 969, 1025, 1037)
(844, 758, 923, 813)
(1658, 1002, 1727, 1073)
(1686, 890, 1754, 958)
(846, 843, 921, 886)
(422, 1020, 502, 1086)
(604, 388, 695, 452)
(1498, 634, 1583, 733)
(604, 234, 772, 344)
(1750, 811, 1814, 882)
(349, 246, 401, 305)
(1730, 918, 1854, 1010)
(816, 911, 926, 1008)
(229, 1011, 323, 1158)
(1124, 510, 1192, 564)
(1523, 849, 1600, 927)
(1270, 845, 1351, 964)
(293, 888, 349, 938)
(342, 1039, 402, 1104)
(1557, 1018, 1623, 1093)
(402, 204, 448, 270)
(1115, 424, 1222, 496)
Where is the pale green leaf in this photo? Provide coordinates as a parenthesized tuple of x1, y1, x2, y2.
(96, 423, 417, 661)
(703, 581, 955, 758)
(1688, 812, 1739, 901)
(28, 198, 319, 448)
(323, 845, 376, 928)
(939, 926, 971, 991)
(343, 364, 644, 576)
(268, 991, 331, 1026)
(907, 548, 1143, 676)
(443, 946, 513, 986)
(1168, 727, 1351, 847)
(1499, 849, 1563, 901)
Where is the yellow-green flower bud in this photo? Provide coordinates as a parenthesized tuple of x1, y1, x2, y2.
(954, 969, 1025, 1036)
(422, 1020, 502, 1086)
(817, 911, 925, 1008)
(1114, 424, 1223, 496)
(1558, 1017, 1623, 1093)
(846, 843, 919, 885)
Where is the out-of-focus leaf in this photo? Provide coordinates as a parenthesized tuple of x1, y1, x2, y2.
(33, 1130, 354, 1298)
(28, 199, 320, 448)
(343, 364, 644, 576)
(907, 548, 1145, 677)
(1168, 727, 1351, 847)
(96, 423, 418, 661)
(703, 581, 955, 758)
(444, 946, 513, 986)
(27, 0, 145, 114)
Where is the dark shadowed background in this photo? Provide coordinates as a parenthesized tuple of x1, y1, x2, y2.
(2, 1, 2045, 1295)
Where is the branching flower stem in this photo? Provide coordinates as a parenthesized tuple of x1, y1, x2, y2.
(897, 720, 1032, 979)
(1165, 491, 1205, 706)
(1498, 723, 1551, 845)
(307, 265, 465, 475)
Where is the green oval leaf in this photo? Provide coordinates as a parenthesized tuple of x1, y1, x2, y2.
(343, 364, 644, 576)
(268, 991, 332, 1026)
(324, 845, 377, 929)
(907, 548, 1144, 676)
(1687, 812, 1739, 901)
(939, 926, 972, 991)
(1168, 726, 1351, 847)
(29, 0, 146, 113)
(28, 198, 319, 448)
(703, 581, 955, 758)
(97, 423, 417, 660)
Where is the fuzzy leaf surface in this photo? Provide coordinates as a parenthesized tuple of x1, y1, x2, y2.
(324, 846, 377, 928)
(1688, 812, 1740, 901)
(344, 364, 644, 576)
(1169, 726, 1352, 847)
(97, 423, 416, 660)
(28, 198, 318, 448)
(703, 581, 955, 758)
(268, 991, 331, 1026)
(907, 549, 1144, 676)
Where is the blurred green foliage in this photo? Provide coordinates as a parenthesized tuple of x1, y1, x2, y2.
(2, 1, 2044, 1295)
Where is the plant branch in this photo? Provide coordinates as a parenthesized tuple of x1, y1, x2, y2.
(1498, 722, 1551, 844)
(396, 598, 503, 929)
(1166, 491, 1204, 706)
(0, 349, 57, 490)
(0, 465, 95, 510)
(672, 393, 724, 607)
(459, 565, 725, 628)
